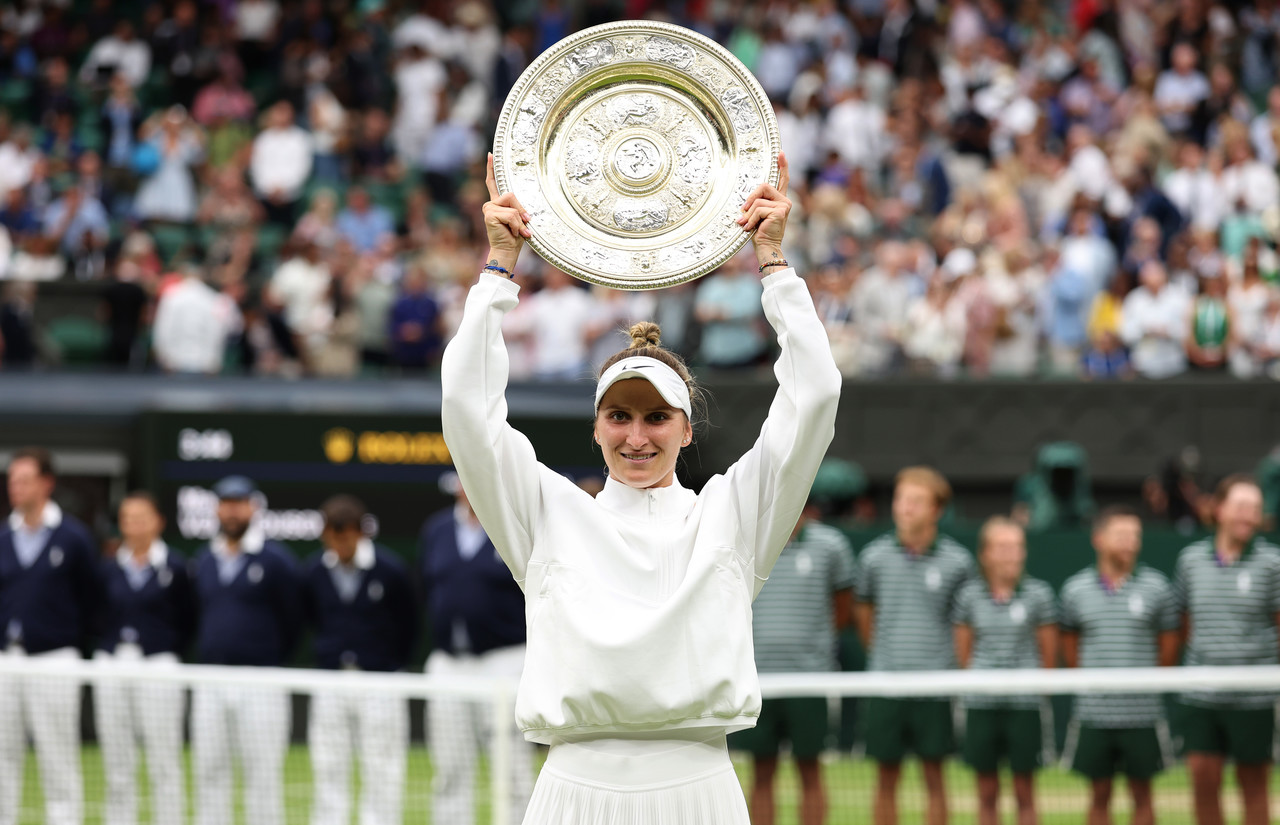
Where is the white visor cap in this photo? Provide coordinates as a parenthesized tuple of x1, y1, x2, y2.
(594, 356, 692, 420)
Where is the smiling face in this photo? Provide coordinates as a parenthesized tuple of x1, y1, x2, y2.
(593, 378, 691, 489)
(1217, 481, 1263, 547)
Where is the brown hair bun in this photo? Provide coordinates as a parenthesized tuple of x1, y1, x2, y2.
(628, 322, 662, 349)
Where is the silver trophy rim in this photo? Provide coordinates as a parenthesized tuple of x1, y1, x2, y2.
(492, 19, 781, 290)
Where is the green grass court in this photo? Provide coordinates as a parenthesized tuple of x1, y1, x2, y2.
(17, 747, 1280, 824)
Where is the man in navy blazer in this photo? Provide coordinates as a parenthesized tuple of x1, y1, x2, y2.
(420, 472, 530, 825)
(190, 475, 302, 825)
(304, 494, 416, 825)
(0, 447, 100, 825)
(95, 490, 194, 825)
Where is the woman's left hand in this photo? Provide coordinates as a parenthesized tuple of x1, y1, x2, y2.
(737, 152, 791, 268)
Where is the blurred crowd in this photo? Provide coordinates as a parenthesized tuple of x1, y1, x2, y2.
(3, 0, 1280, 379)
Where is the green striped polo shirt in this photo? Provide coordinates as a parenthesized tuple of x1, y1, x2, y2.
(856, 532, 975, 672)
(752, 522, 857, 673)
(1060, 565, 1179, 727)
(1173, 538, 1280, 708)
(952, 576, 1057, 709)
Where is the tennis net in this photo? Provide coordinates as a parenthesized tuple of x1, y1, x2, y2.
(2, 655, 1278, 824)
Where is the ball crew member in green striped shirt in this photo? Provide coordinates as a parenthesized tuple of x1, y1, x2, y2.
(1060, 506, 1180, 825)
(855, 467, 975, 825)
(730, 500, 856, 825)
(952, 517, 1057, 825)
(1173, 475, 1280, 825)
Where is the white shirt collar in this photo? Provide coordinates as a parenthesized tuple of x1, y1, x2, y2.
(8, 500, 63, 532)
(595, 474, 695, 515)
(211, 523, 265, 558)
(322, 538, 375, 571)
(117, 539, 168, 569)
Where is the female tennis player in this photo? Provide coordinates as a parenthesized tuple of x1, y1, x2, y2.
(440, 150, 841, 823)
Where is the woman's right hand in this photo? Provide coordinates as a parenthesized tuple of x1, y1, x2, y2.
(483, 152, 531, 273)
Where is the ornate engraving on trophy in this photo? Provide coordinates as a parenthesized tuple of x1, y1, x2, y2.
(566, 141, 602, 184)
(614, 200, 670, 232)
(607, 94, 661, 127)
(676, 135, 711, 184)
(614, 138, 663, 183)
(565, 40, 616, 76)
(645, 37, 696, 70)
(512, 98, 546, 146)
(720, 85, 758, 134)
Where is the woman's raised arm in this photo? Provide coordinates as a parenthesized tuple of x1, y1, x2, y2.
(439, 156, 542, 585)
(724, 154, 843, 595)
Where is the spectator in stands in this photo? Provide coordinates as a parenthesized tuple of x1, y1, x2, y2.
(152, 264, 233, 374)
(418, 472, 532, 825)
(294, 188, 340, 251)
(133, 105, 205, 225)
(0, 281, 38, 368)
(902, 269, 967, 377)
(191, 474, 302, 825)
(232, 0, 280, 74)
(304, 495, 416, 825)
(1154, 42, 1210, 138)
(351, 108, 400, 182)
(1163, 141, 1221, 232)
(1060, 506, 1179, 825)
(335, 186, 394, 255)
(100, 259, 150, 368)
(38, 110, 81, 180)
(732, 493, 855, 825)
(249, 101, 313, 226)
(0, 125, 40, 201)
(1257, 289, 1280, 380)
(1121, 260, 1190, 378)
(0, 447, 100, 825)
(695, 252, 768, 370)
(1174, 475, 1280, 825)
(856, 467, 974, 825)
(266, 238, 330, 368)
(389, 264, 442, 371)
(1041, 244, 1095, 376)
(1249, 86, 1280, 166)
(95, 490, 193, 825)
(42, 184, 109, 261)
(1186, 273, 1232, 372)
(391, 43, 446, 168)
(197, 166, 265, 232)
(191, 54, 257, 170)
(79, 20, 151, 89)
(526, 266, 597, 379)
(1228, 247, 1271, 377)
(953, 517, 1057, 825)
(0, 187, 40, 243)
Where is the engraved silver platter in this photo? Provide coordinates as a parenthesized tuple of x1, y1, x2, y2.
(493, 20, 780, 290)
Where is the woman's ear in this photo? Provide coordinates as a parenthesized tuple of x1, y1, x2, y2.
(682, 420, 693, 447)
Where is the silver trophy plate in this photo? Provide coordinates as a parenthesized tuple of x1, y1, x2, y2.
(492, 20, 780, 290)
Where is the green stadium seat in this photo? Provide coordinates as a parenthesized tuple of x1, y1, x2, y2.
(149, 224, 194, 266)
(0, 79, 32, 118)
(45, 316, 107, 366)
(254, 223, 289, 263)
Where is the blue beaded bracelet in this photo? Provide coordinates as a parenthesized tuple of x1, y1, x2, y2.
(483, 264, 515, 279)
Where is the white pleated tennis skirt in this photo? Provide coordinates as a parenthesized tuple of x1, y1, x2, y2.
(522, 732, 750, 825)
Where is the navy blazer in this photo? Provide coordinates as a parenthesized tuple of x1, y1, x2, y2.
(303, 542, 418, 671)
(0, 509, 101, 654)
(418, 507, 525, 656)
(192, 538, 303, 666)
(98, 547, 196, 657)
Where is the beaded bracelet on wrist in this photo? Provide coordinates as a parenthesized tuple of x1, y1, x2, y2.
(758, 259, 790, 273)
(483, 264, 515, 279)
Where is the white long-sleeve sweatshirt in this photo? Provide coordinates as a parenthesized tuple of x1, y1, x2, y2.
(441, 269, 841, 744)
